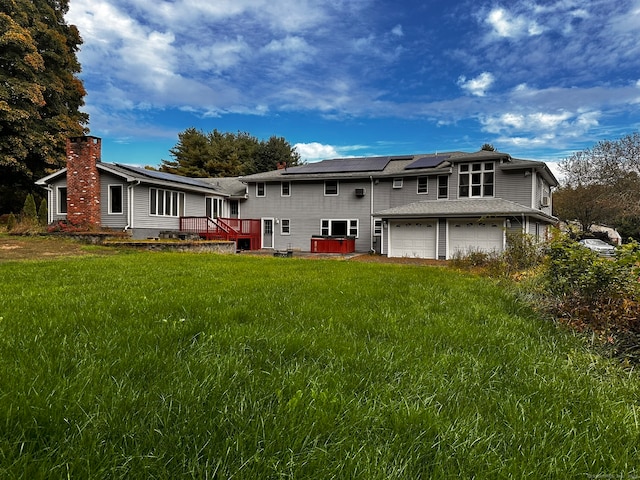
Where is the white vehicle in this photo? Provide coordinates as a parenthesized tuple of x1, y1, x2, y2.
(579, 238, 616, 257)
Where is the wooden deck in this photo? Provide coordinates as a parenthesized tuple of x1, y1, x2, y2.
(180, 217, 261, 250)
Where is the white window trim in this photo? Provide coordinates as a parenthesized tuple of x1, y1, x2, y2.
(281, 219, 290, 235)
(417, 177, 428, 195)
(320, 218, 359, 238)
(458, 162, 494, 198)
(393, 178, 403, 189)
(324, 180, 339, 196)
(56, 186, 67, 215)
(256, 182, 266, 198)
(374, 219, 383, 236)
(437, 175, 449, 200)
(281, 181, 291, 197)
(149, 188, 185, 217)
(108, 184, 124, 215)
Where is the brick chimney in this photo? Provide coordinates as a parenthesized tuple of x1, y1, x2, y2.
(66, 136, 102, 227)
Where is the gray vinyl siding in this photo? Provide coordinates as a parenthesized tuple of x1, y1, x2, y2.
(241, 180, 374, 251)
(49, 177, 68, 222)
(100, 173, 128, 229)
(438, 218, 447, 260)
(495, 169, 532, 206)
(130, 184, 209, 232)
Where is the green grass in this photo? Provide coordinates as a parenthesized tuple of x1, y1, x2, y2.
(0, 252, 638, 478)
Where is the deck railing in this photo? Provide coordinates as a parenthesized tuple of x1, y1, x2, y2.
(179, 217, 261, 250)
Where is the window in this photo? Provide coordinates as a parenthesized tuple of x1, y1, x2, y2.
(437, 175, 448, 199)
(374, 219, 382, 236)
(324, 180, 338, 196)
(206, 197, 222, 218)
(393, 178, 403, 189)
(256, 182, 266, 197)
(459, 162, 494, 197)
(149, 188, 185, 217)
(281, 219, 290, 235)
(281, 181, 290, 197)
(109, 185, 123, 214)
(229, 200, 239, 216)
(417, 177, 428, 194)
(57, 186, 67, 214)
(320, 219, 359, 237)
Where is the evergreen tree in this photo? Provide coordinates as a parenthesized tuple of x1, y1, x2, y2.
(0, 0, 88, 214)
(37, 197, 48, 225)
(161, 128, 301, 177)
(21, 193, 37, 221)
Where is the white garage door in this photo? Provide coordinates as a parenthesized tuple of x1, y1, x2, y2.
(389, 220, 437, 258)
(448, 218, 504, 257)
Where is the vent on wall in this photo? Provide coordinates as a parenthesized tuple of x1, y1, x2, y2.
(541, 196, 550, 207)
(355, 188, 366, 197)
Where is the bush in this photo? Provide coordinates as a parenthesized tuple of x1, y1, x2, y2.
(451, 232, 544, 278)
(6, 213, 17, 231)
(541, 236, 640, 361)
(37, 198, 48, 226)
(21, 194, 37, 222)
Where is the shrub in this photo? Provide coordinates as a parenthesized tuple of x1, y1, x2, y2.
(6, 213, 17, 231)
(451, 232, 544, 278)
(541, 236, 640, 361)
(37, 198, 48, 226)
(21, 194, 37, 222)
(504, 231, 544, 271)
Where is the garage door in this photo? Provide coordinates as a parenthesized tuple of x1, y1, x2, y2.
(448, 218, 504, 257)
(389, 220, 437, 258)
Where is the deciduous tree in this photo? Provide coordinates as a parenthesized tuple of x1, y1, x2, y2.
(0, 0, 88, 214)
(556, 133, 640, 239)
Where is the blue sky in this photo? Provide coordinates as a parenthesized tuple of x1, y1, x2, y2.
(67, 0, 640, 178)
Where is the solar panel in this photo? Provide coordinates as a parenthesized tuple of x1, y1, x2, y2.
(404, 155, 450, 170)
(114, 164, 215, 189)
(285, 156, 391, 174)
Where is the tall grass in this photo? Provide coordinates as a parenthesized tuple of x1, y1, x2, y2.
(0, 252, 638, 478)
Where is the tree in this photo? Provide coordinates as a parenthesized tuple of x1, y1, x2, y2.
(161, 128, 301, 177)
(481, 143, 496, 151)
(557, 133, 640, 238)
(21, 193, 36, 221)
(0, 0, 88, 214)
(37, 197, 47, 225)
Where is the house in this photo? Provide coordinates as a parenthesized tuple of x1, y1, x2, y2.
(35, 136, 253, 243)
(36, 136, 559, 259)
(239, 151, 558, 259)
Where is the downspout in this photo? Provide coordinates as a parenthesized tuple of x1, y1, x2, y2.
(369, 176, 374, 252)
(124, 180, 140, 232)
(44, 185, 53, 224)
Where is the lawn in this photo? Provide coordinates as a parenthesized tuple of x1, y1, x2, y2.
(0, 249, 638, 478)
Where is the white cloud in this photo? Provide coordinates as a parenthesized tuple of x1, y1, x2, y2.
(294, 142, 340, 162)
(391, 24, 404, 37)
(458, 72, 495, 97)
(486, 8, 544, 38)
(481, 109, 601, 150)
